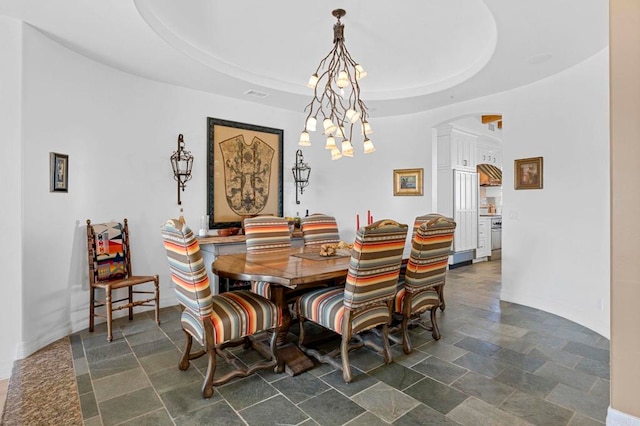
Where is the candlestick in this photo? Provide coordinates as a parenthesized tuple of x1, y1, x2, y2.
(356, 214, 360, 230)
(367, 210, 371, 225)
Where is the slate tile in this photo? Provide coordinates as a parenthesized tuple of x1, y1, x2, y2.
(547, 383, 609, 423)
(392, 403, 460, 425)
(500, 390, 573, 425)
(352, 382, 420, 423)
(271, 371, 330, 404)
(404, 377, 468, 414)
(99, 387, 163, 426)
(216, 375, 277, 411)
(451, 371, 515, 406)
(239, 394, 309, 425)
(563, 341, 610, 364)
(298, 389, 365, 426)
(454, 337, 502, 357)
(369, 361, 425, 391)
(453, 352, 510, 379)
(534, 361, 598, 392)
(447, 396, 530, 426)
(494, 366, 558, 398)
(412, 356, 468, 385)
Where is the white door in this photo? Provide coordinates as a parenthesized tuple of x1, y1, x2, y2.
(453, 169, 478, 252)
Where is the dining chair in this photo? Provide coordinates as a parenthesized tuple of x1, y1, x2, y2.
(243, 216, 291, 299)
(410, 213, 451, 311)
(392, 214, 455, 353)
(296, 219, 408, 383)
(86, 219, 159, 342)
(300, 213, 340, 247)
(161, 219, 283, 398)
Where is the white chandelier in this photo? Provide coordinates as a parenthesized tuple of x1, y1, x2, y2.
(299, 9, 374, 160)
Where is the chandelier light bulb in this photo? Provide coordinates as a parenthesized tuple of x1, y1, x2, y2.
(325, 136, 337, 150)
(298, 131, 311, 146)
(336, 71, 349, 88)
(361, 121, 373, 135)
(355, 64, 367, 80)
(331, 147, 343, 160)
(307, 73, 319, 89)
(306, 117, 317, 132)
(345, 109, 360, 123)
(323, 118, 337, 135)
(341, 140, 354, 157)
(363, 138, 376, 154)
(335, 126, 346, 139)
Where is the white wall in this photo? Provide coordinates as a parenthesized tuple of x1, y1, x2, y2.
(18, 25, 304, 358)
(500, 50, 610, 338)
(5, 23, 609, 373)
(0, 17, 24, 378)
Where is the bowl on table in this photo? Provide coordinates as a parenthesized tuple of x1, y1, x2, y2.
(217, 227, 241, 237)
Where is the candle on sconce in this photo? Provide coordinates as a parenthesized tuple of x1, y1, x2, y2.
(356, 214, 360, 230)
(370, 215, 373, 224)
(367, 210, 371, 225)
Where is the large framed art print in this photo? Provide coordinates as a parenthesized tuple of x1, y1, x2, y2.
(207, 118, 283, 228)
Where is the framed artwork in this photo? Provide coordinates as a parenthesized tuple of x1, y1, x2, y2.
(50, 152, 69, 193)
(514, 156, 543, 190)
(393, 168, 424, 196)
(207, 118, 284, 228)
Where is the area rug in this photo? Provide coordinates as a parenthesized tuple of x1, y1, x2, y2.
(1, 337, 82, 425)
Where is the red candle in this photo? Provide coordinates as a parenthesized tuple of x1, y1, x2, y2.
(370, 215, 373, 224)
(356, 214, 360, 230)
(367, 210, 371, 225)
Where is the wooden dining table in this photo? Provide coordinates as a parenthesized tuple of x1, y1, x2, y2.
(212, 246, 352, 375)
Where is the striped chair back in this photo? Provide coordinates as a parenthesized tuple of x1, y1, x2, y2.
(244, 216, 291, 251)
(405, 215, 456, 293)
(161, 219, 213, 343)
(301, 214, 341, 247)
(343, 219, 408, 309)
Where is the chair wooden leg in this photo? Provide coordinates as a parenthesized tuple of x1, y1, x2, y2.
(154, 275, 160, 325)
(270, 325, 284, 374)
(106, 288, 113, 342)
(89, 286, 95, 332)
(438, 285, 446, 311)
(128, 286, 134, 320)
(430, 307, 441, 340)
(179, 330, 193, 370)
(202, 347, 216, 399)
(340, 334, 352, 383)
(381, 323, 393, 364)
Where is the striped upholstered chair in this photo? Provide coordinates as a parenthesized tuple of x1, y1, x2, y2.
(296, 219, 408, 383)
(392, 214, 456, 353)
(408, 213, 451, 311)
(161, 219, 283, 398)
(243, 216, 291, 298)
(86, 219, 160, 342)
(300, 213, 341, 247)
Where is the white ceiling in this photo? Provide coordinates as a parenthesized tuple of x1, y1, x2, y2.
(0, 0, 608, 117)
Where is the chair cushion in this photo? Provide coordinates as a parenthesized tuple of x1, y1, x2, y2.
(299, 286, 393, 335)
(92, 222, 127, 282)
(394, 279, 439, 313)
(209, 290, 281, 345)
(244, 217, 291, 251)
(301, 214, 340, 246)
(251, 281, 271, 299)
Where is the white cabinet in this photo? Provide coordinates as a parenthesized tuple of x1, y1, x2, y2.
(476, 216, 492, 258)
(477, 144, 502, 168)
(438, 127, 477, 171)
(453, 169, 478, 252)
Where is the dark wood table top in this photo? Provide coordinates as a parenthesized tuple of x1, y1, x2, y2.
(212, 246, 352, 288)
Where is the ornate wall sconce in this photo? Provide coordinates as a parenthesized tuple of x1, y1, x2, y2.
(292, 149, 311, 204)
(170, 134, 193, 205)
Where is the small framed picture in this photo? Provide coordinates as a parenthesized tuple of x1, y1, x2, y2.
(50, 152, 69, 193)
(393, 168, 424, 196)
(514, 156, 543, 190)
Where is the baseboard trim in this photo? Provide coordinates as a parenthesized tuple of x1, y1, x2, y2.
(607, 406, 640, 425)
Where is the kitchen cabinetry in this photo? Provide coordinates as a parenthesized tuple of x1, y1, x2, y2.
(477, 143, 502, 168)
(437, 127, 477, 171)
(476, 216, 492, 258)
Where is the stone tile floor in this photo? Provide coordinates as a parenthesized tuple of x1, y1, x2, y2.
(6, 260, 612, 425)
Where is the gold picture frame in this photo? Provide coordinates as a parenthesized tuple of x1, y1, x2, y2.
(514, 156, 543, 190)
(393, 168, 424, 196)
(207, 118, 283, 228)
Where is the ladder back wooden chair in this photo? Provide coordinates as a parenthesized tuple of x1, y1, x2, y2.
(86, 218, 159, 342)
(161, 219, 283, 398)
(392, 214, 456, 353)
(300, 213, 341, 247)
(296, 219, 408, 383)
